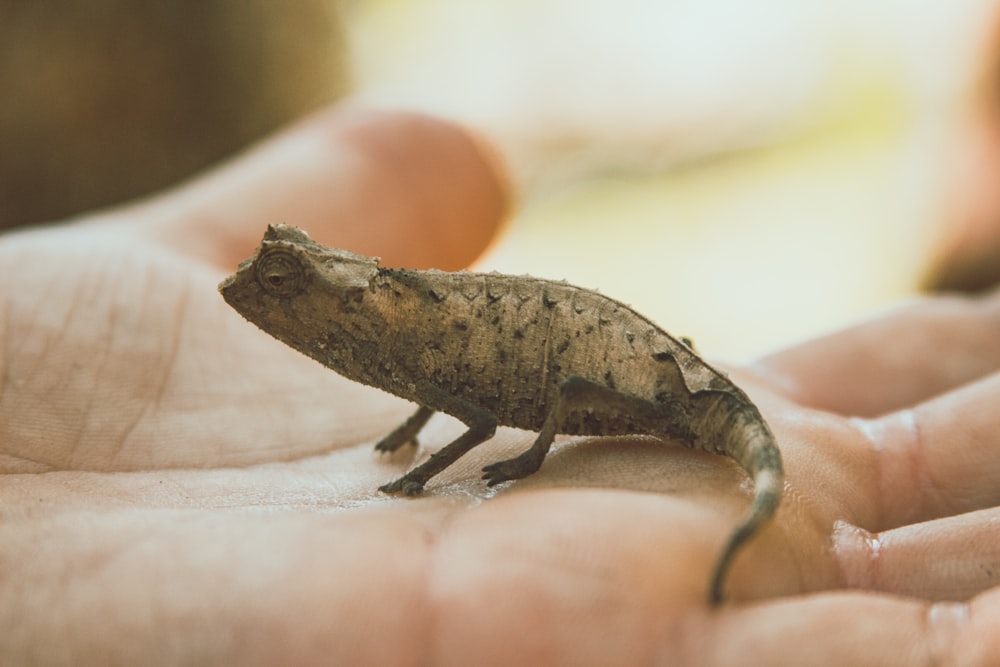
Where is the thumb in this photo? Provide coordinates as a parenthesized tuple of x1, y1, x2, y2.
(115, 106, 511, 271)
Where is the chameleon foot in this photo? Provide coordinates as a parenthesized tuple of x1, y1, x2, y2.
(374, 434, 419, 454)
(374, 406, 434, 453)
(482, 452, 544, 487)
(379, 477, 425, 496)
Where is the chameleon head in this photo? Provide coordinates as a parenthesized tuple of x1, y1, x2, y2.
(218, 224, 381, 339)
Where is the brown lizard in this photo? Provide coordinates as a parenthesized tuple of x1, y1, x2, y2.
(219, 224, 783, 604)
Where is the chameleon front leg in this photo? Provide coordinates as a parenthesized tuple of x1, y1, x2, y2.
(379, 388, 497, 496)
(482, 376, 694, 486)
(374, 405, 435, 453)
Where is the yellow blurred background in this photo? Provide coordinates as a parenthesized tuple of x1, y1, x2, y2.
(347, 0, 999, 358)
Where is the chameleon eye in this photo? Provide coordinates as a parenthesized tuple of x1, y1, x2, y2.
(255, 248, 305, 296)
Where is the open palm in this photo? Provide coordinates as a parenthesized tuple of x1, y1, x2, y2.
(2, 107, 998, 666)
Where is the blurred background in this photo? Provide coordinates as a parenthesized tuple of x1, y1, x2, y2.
(3, 0, 1000, 358)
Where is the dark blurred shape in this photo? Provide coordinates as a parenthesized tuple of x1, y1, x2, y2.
(0, 1, 350, 229)
(922, 10, 1000, 293)
(924, 237, 1000, 294)
(922, 114, 1000, 291)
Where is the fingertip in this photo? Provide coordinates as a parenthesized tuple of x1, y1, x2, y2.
(307, 107, 512, 270)
(135, 105, 512, 272)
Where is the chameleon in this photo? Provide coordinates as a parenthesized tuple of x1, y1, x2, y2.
(218, 224, 783, 604)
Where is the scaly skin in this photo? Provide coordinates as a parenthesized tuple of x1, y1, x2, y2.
(219, 224, 784, 604)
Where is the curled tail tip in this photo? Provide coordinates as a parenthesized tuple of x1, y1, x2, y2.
(708, 465, 784, 606)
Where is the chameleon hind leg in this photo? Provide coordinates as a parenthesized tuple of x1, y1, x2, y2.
(481, 376, 694, 486)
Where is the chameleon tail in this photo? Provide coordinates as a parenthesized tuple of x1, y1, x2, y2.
(707, 459, 782, 604)
(700, 398, 784, 605)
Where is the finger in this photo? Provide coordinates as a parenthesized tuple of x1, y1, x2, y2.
(705, 592, 996, 666)
(834, 508, 1000, 602)
(110, 106, 511, 271)
(750, 292, 1000, 417)
(862, 371, 1000, 528)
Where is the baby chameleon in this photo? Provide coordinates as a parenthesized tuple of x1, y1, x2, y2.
(219, 224, 784, 604)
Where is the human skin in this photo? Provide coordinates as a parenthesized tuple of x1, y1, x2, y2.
(2, 107, 999, 665)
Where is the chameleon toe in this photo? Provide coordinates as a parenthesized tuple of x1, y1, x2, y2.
(378, 477, 424, 495)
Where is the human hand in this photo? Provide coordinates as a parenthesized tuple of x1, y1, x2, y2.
(3, 107, 999, 665)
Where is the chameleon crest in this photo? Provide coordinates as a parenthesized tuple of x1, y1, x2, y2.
(220, 224, 784, 604)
